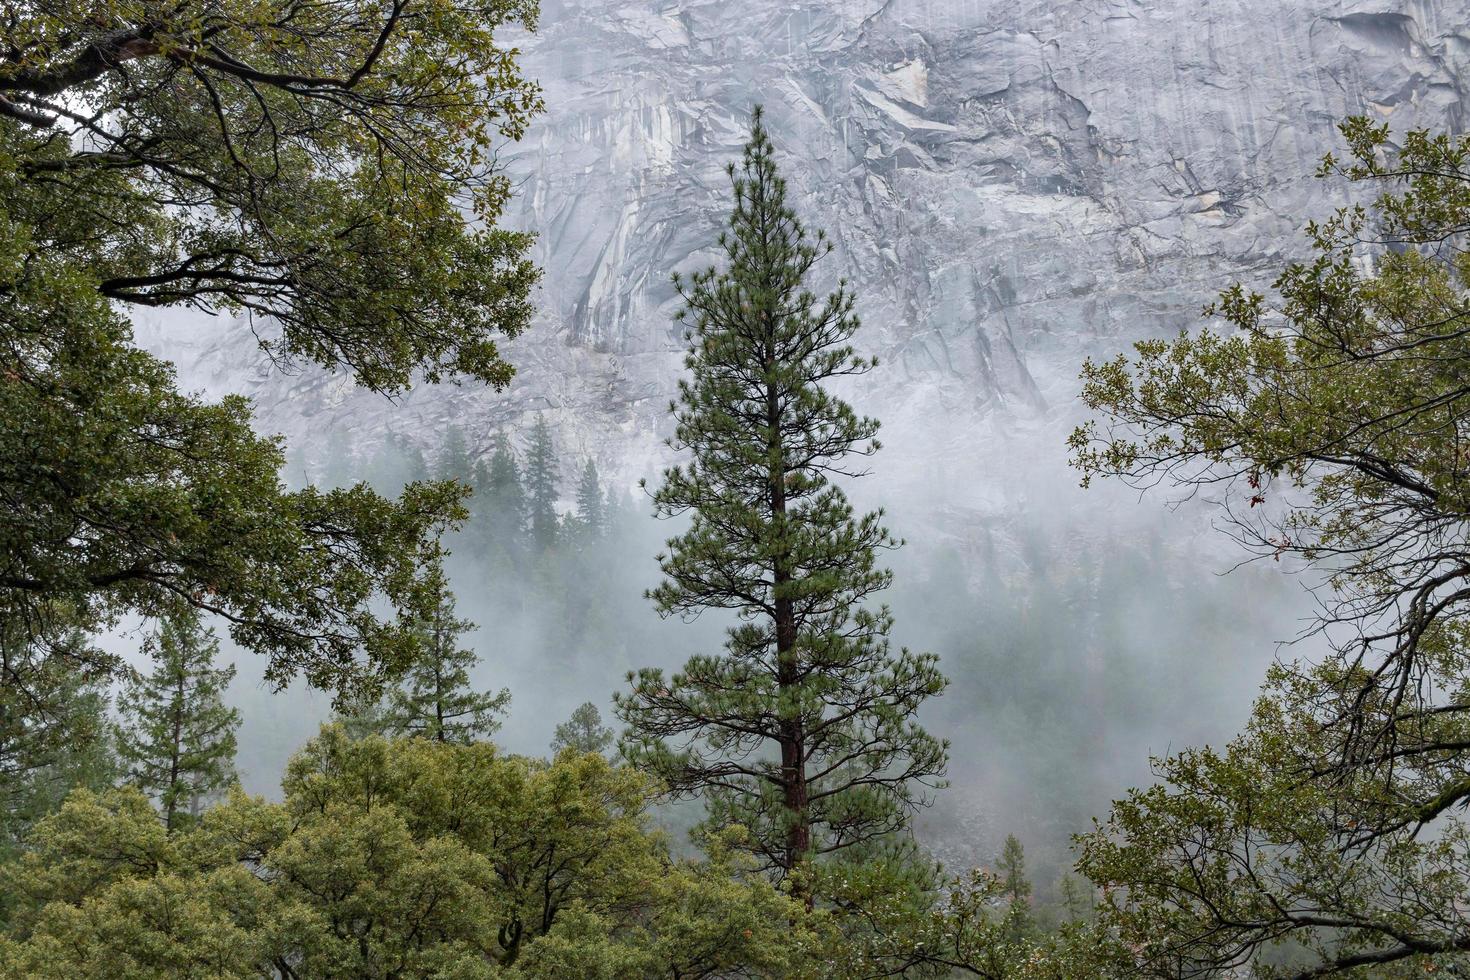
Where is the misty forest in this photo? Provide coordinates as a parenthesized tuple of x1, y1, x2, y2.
(4, 0, 1470, 977)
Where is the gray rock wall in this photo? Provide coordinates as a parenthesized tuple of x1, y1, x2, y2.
(148, 0, 1470, 505)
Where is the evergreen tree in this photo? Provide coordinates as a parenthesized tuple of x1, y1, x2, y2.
(435, 425, 476, 484)
(366, 431, 429, 493)
(524, 415, 560, 550)
(551, 702, 614, 756)
(616, 111, 949, 898)
(318, 431, 359, 490)
(1056, 873, 1093, 925)
(0, 614, 118, 849)
(382, 581, 509, 743)
(115, 610, 240, 832)
(997, 834, 1034, 943)
(478, 430, 528, 544)
(998, 835, 1031, 904)
(574, 459, 606, 540)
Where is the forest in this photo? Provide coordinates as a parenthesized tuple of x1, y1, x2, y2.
(3, 0, 1470, 977)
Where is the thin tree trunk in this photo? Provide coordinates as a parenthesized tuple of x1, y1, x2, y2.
(166, 668, 184, 831)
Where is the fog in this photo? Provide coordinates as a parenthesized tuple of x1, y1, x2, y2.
(131, 396, 1316, 905)
(106, 0, 1442, 903)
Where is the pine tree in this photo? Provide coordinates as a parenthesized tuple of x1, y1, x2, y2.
(574, 459, 606, 540)
(366, 431, 429, 493)
(998, 834, 1031, 904)
(382, 581, 509, 743)
(997, 834, 1034, 943)
(0, 614, 118, 849)
(551, 702, 614, 756)
(115, 609, 240, 831)
(436, 425, 476, 483)
(318, 429, 359, 489)
(480, 430, 528, 542)
(524, 415, 560, 550)
(616, 110, 948, 898)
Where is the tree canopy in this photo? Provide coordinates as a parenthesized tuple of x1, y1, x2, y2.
(2, 0, 542, 391)
(1, 0, 545, 700)
(1071, 120, 1470, 977)
(0, 727, 821, 978)
(617, 110, 948, 897)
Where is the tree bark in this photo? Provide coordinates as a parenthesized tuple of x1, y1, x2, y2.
(766, 360, 810, 899)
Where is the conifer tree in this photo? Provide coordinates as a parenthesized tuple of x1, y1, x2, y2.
(0, 615, 118, 848)
(524, 416, 560, 550)
(574, 459, 606, 540)
(436, 425, 476, 483)
(997, 834, 1034, 943)
(616, 110, 948, 897)
(551, 702, 614, 756)
(382, 580, 509, 743)
(998, 835, 1031, 905)
(366, 432, 429, 493)
(115, 609, 240, 832)
(481, 431, 528, 541)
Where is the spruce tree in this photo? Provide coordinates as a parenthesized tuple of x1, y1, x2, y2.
(551, 702, 614, 756)
(382, 580, 509, 743)
(997, 834, 1034, 943)
(115, 609, 240, 831)
(436, 425, 476, 483)
(480, 430, 528, 542)
(524, 416, 560, 550)
(616, 110, 948, 897)
(574, 459, 606, 540)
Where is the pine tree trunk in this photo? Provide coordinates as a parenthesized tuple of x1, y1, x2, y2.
(166, 670, 184, 831)
(767, 362, 811, 897)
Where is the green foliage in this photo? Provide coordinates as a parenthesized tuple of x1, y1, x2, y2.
(997, 834, 1034, 944)
(115, 608, 240, 831)
(551, 702, 614, 756)
(1070, 119, 1470, 976)
(815, 855, 1119, 979)
(616, 109, 948, 895)
(0, 611, 116, 852)
(0, 728, 818, 978)
(0, 0, 540, 704)
(1, 0, 542, 393)
(525, 415, 560, 551)
(574, 459, 606, 541)
(377, 579, 510, 743)
(0, 264, 470, 695)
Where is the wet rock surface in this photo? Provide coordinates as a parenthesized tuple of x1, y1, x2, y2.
(145, 0, 1470, 499)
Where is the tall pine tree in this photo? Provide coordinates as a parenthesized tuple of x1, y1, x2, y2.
(524, 416, 560, 550)
(477, 430, 528, 549)
(574, 459, 606, 540)
(997, 834, 1035, 943)
(616, 111, 948, 898)
(115, 609, 240, 831)
(436, 425, 476, 483)
(382, 579, 509, 743)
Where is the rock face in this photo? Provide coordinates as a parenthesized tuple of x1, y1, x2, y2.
(147, 0, 1470, 500)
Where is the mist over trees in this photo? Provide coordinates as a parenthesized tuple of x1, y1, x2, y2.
(617, 112, 948, 907)
(2, 0, 1466, 973)
(1069, 121, 1470, 978)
